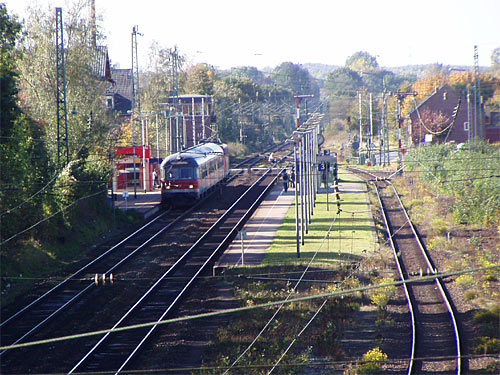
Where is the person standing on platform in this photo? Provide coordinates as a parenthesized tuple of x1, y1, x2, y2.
(152, 169, 158, 188)
(290, 167, 295, 188)
(281, 170, 289, 192)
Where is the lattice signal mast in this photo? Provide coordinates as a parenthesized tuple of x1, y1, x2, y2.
(55, 7, 69, 165)
(131, 26, 141, 115)
(131, 25, 142, 198)
(473, 45, 481, 139)
(167, 46, 182, 152)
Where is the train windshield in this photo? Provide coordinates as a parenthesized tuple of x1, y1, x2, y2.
(165, 166, 196, 180)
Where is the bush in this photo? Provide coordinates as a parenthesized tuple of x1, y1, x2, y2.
(427, 237, 446, 251)
(473, 337, 500, 354)
(370, 277, 396, 312)
(405, 141, 500, 225)
(464, 290, 477, 301)
(358, 347, 388, 375)
(455, 274, 474, 288)
(474, 306, 500, 338)
(431, 218, 448, 235)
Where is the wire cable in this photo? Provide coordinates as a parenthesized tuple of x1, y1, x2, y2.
(221, 211, 340, 374)
(1, 264, 498, 352)
(0, 189, 107, 246)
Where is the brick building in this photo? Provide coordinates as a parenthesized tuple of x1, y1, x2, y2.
(408, 84, 500, 145)
(166, 94, 215, 151)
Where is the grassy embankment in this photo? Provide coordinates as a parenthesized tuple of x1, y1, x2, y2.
(1, 207, 143, 307)
(197, 169, 386, 373)
(263, 170, 376, 265)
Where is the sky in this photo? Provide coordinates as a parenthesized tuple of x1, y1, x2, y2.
(4, 0, 500, 71)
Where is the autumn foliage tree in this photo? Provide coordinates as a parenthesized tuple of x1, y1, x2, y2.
(410, 107, 452, 144)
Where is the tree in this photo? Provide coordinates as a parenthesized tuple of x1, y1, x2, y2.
(181, 63, 215, 95)
(490, 47, 500, 75)
(16, 2, 114, 167)
(213, 76, 294, 147)
(271, 62, 319, 97)
(408, 72, 500, 114)
(140, 43, 180, 112)
(0, 2, 21, 138)
(0, 4, 50, 245)
(410, 107, 452, 145)
(345, 51, 379, 73)
(324, 67, 362, 97)
(423, 63, 447, 77)
(228, 66, 267, 85)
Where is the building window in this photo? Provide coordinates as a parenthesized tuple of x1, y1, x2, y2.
(443, 92, 447, 101)
(106, 96, 114, 109)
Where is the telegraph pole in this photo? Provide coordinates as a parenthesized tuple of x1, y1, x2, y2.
(55, 7, 69, 165)
(131, 25, 142, 198)
(358, 92, 363, 154)
(395, 91, 417, 171)
(473, 45, 481, 139)
(294, 94, 314, 128)
(369, 92, 373, 160)
(294, 145, 300, 257)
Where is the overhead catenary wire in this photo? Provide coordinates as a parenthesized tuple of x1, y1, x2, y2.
(1, 264, 498, 353)
(222, 202, 342, 373)
(0, 189, 107, 246)
(267, 213, 374, 374)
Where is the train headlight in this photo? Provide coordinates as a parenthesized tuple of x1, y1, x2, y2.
(188, 184, 194, 189)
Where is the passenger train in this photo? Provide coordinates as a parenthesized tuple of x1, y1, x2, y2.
(160, 141, 229, 206)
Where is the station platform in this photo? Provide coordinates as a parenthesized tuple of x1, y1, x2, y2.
(110, 189, 161, 218)
(110, 179, 365, 271)
(215, 183, 295, 269)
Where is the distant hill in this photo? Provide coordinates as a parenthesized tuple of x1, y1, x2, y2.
(303, 63, 480, 80)
(301, 63, 340, 79)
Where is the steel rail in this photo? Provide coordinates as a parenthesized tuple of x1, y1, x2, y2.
(373, 183, 416, 375)
(390, 182, 462, 374)
(348, 165, 461, 374)
(1, 152, 268, 355)
(0, 209, 197, 358)
(69, 169, 276, 374)
(0, 210, 168, 329)
(114, 169, 280, 374)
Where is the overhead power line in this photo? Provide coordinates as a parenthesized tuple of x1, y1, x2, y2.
(1, 264, 498, 352)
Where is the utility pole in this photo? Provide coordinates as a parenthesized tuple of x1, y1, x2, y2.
(473, 45, 481, 140)
(369, 92, 373, 160)
(294, 144, 300, 257)
(167, 47, 181, 152)
(358, 92, 362, 154)
(55, 7, 69, 165)
(395, 91, 417, 172)
(131, 25, 142, 198)
(294, 94, 314, 128)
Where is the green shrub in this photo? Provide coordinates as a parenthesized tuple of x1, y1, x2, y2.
(358, 347, 388, 375)
(427, 237, 446, 251)
(474, 307, 500, 338)
(455, 274, 474, 288)
(370, 277, 396, 312)
(473, 337, 500, 354)
(464, 290, 477, 301)
(431, 218, 448, 235)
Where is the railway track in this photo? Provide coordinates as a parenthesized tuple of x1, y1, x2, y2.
(348, 166, 462, 375)
(0, 208, 190, 355)
(0, 149, 288, 374)
(69, 169, 279, 374)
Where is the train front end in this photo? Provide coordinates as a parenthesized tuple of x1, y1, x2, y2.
(160, 154, 200, 207)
